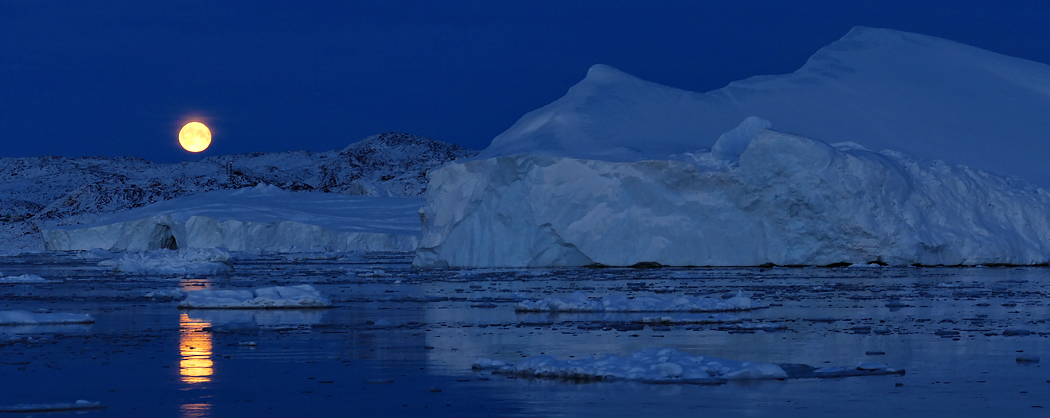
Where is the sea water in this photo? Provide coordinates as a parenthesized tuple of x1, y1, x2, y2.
(0, 252, 1047, 417)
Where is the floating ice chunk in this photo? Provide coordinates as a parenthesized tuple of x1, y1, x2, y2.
(0, 400, 104, 413)
(0, 274, 57, 284)
(209, 320, 260, 333)
(516, 291, 765, 312)
(789, 363, 905, 378)
(1016, 354, 1040, 363)
(186, 309, 324, 326)
(856, 363, 890, 371)
(472, 358, 512, 369)
(0, 310, 95, 325)
(723, 363, 788, 380)
(812, 366, 848, 374)
(99, 248, 233, 275)
(178, 285, 332, 309)
(473, 347, 786, 383)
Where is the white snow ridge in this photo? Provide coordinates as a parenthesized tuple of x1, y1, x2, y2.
(178, 285, 332, 309)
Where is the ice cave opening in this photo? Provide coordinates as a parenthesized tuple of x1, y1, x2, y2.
(151, 224, 178, 250)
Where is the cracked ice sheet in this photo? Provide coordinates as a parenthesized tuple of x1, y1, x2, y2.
(473, 347, 904, 384)
(516, 291, 766, 312)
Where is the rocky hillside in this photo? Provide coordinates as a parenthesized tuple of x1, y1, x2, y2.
(0, 132, 475, 251)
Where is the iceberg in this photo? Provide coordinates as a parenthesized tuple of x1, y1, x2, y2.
(417, 27, 1050, 268)
(416, 129, 1050, 267)
(42, 185, 422, 252)
(481, 27, 1050, 187)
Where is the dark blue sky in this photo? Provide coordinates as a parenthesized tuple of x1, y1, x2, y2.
(2, 1, 1048, 163)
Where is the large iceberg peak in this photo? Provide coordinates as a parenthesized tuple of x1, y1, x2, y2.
(580, 64, 647, 86)
(481, 27, 1050, 186)
(479, 64, 708, 162)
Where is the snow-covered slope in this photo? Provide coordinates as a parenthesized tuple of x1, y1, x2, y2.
(0, 132, 473, 252)
(415, 129, 1050, 267)
(480, 27, 1050, 187)
(43, 185, 422, 252)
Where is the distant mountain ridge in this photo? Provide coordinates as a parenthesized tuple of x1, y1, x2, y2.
(0, 132, 475, 235)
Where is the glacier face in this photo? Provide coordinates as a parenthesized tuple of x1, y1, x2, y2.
(44, 185, 422, 253)
(480, 27, 1050, 187)
(415, 130, 1050, 267)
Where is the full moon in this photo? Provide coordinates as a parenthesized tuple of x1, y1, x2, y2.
(179, 122, 212, 153)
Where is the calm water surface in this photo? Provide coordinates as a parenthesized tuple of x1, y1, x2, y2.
(1, 252, 1047, 417)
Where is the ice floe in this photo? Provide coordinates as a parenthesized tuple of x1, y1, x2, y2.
(515, 291, 764, 312)
(187, 308, 325, 327)
(177, 285, 332, 309)
(99, 248, 233, 275)
(473, 347, 904, 384)
(0, 400, 104, 413)
(0, 274, 56, 284)
(472, 348, 785, 384)
(0, 310, 95, 325)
